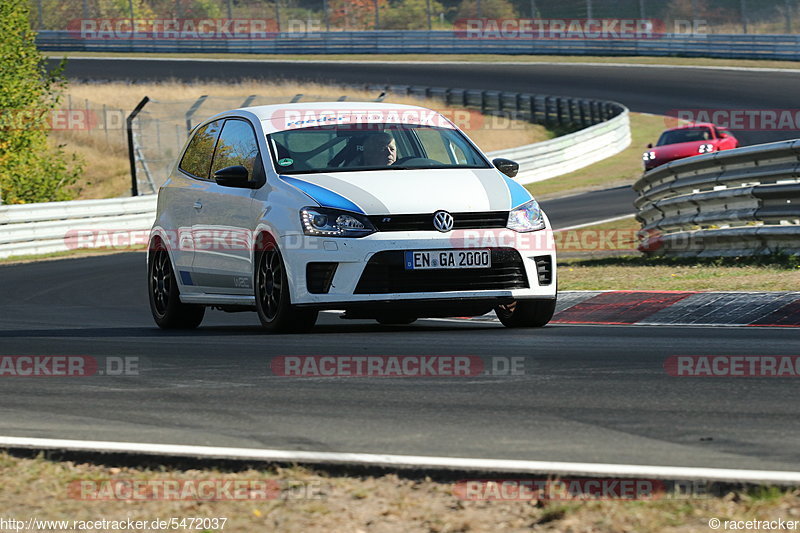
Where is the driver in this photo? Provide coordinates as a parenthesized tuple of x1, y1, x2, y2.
(362, 133, 397, 166)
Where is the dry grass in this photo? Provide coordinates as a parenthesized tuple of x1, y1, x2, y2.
(557, 217, 800, 291)
(561, 259, 800, 291)
(57, 80, 550, 200)
(52, 51, 800, 71)
(50, 135, 130, 199)
(0, 248, 139, 266)
(529, 112, 668, 200)
(1, 451, 799, 532)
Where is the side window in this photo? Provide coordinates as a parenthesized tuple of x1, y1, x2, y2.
(446, 132, 480, 165)
(415, 128, 451, 163)
(179, 121, 222, 179)
(211, 120, 260, 178)
(390, 130, 414, 160)
(448, 139, 469, 164)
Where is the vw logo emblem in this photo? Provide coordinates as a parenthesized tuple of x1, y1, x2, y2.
(432, 210, 454, 232)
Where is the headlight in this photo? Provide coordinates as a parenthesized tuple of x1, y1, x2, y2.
(642, 151, 656, 161)
(300, 207, 376, 238)
(507, 199, 546, 232)
(698, 143, 714, 154)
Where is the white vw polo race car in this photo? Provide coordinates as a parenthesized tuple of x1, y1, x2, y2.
(147, 102, 557, 332)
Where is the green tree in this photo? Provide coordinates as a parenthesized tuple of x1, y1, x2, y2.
(455, 0, 517, 19)
(181, 0, 223, 18)
(382, 0, 446, 29)
(329, 0, 389, 29)
(94, 0, 156, 18)
(0, 0, 81, 204)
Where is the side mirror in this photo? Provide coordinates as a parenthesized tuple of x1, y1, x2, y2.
(214, 165, 252, 188)
(719, 132, 729, 138)
(647, 143, 653, 149)
(492, 158, 519, 178)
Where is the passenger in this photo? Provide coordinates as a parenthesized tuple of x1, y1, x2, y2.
(362, 133, 397, 166)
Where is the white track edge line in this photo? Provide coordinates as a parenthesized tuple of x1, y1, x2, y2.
(1, 436, 798, 483)
(557, 214, 636, 231)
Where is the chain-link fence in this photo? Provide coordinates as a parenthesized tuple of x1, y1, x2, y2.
(28, 0, 800, 34)
(55, 94, 128, 149)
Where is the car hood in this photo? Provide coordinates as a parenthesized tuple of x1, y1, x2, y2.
(278, 168, 532, 215)
(653, 140, 714, 160)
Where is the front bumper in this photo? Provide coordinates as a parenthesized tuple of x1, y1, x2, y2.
(280, 228, 557, 306)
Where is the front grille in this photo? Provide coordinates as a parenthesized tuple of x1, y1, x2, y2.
(533, 255, 553, 285)
(306, 262, 338, 294)
(354, 248, 528, 294)
(368, 211, 508, 232)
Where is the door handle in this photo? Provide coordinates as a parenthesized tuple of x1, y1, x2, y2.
(193, 201, 202, 210)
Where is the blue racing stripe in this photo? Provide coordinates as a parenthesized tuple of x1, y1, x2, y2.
(280, 175, 364, 214)
(501, 175, 533, 209)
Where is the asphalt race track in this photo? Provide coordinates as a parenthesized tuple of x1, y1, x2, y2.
(539, 185, 636, 229)
(1, 252, 800, 471)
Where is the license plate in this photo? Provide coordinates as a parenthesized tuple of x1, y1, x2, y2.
(404, 249, 491, 270)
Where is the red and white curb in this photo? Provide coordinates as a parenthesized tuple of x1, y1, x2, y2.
(459, 291, 800, 327)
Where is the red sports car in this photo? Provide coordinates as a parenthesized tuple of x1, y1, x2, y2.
(642, 123, 739, 171)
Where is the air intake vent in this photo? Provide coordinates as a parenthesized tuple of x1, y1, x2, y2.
(306, 262, 338, 294)
(533, 255, 553, 286)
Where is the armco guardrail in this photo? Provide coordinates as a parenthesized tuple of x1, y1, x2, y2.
(491, 110, 629, 184)
(0, 196, 157, 259)
(35, 31, 800, 61)
(633, 140, 800, 257)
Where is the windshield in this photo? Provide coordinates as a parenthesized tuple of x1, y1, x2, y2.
(267, 123, 491, 174)
(657, 127, 714, 146)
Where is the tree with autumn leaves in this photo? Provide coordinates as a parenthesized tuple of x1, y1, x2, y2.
(327, 0, 384, 29)
(1, 0, 81, 203)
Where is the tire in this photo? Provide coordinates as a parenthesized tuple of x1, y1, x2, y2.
(495, 299, 556, 328)
(255, 246, 318, 333)
(148, 242, 205, 329)
(375, 316, 417, 325)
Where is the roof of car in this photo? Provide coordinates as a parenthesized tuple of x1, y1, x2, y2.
(207, 102, 456, 134)
(663, 122, 717, 132)
(243, 102, 430, 117)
